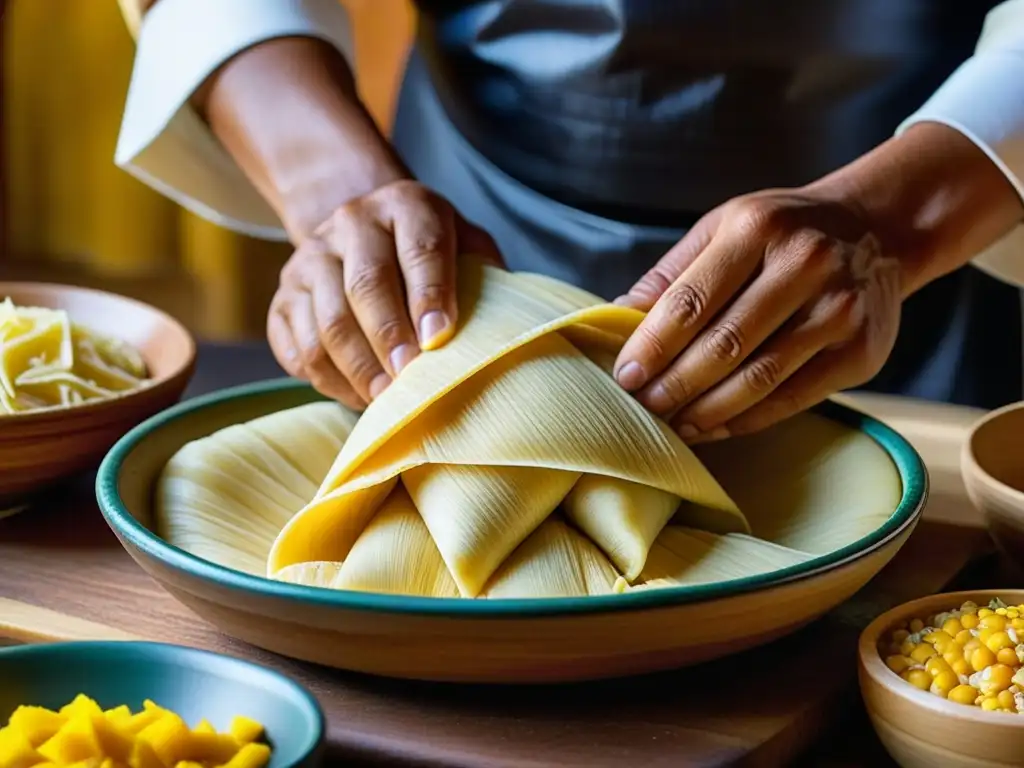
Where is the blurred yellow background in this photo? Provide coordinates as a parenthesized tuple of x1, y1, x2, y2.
(1, 0, 414, 340)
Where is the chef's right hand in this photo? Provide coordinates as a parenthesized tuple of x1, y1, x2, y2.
(267, 179, 503, 410)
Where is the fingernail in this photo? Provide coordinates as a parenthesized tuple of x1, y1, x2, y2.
(389, 343, 417, 375)
(369, 373, 391, 400)
(418, 311, 450, 348)
(615, 361, 647, 391)
(676, 423, 699, 441)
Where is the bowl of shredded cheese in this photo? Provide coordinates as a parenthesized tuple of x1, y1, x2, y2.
(0, 282, 194, 509)
(859, 590, 1024, 768)
(0, 641, 324, 767)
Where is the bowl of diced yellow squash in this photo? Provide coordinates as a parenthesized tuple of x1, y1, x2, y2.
(0, 640, 324, 768)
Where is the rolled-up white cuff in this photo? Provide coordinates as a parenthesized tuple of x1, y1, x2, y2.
(115, 0, 355, 241)
(897, 37, 1024, 286)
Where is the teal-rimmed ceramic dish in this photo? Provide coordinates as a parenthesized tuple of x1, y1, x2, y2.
(97, 378, 927, 683)
(0, 641, 324, 767)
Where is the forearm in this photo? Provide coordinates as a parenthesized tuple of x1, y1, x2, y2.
(193, 36, 408, 242)
(809, 122, 1024, 297)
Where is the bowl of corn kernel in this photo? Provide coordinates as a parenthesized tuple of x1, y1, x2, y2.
(0, 641, 324, 768)
(859, 590, 1024, 768)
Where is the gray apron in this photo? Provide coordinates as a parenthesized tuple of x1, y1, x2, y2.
(392, 1, 1021, 409)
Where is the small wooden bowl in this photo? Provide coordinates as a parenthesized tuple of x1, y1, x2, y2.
(0, 282, 195, 507)
(858, 590, 1024, 768)
(0, 640, 324, 767)
(98, 379, 926, 684)
(962, 403, 1024, 568)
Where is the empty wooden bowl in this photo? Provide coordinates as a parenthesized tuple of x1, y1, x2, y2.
(97, 379, 926, 684)
(962, 403, 1024, 568)
(859, 590, 1024, 768)
(0, 282, 195, 507)
(0, 641, 325, 767)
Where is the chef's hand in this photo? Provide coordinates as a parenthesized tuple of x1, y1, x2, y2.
(613, 190, 902, 442)
(267, 179, 502, 410)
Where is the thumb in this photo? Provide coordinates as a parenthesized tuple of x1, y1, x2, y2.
(615, 206, 725, 310)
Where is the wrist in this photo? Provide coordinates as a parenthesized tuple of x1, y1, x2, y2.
(807, 122, 1024, 297)
(200, 36, 409, 241)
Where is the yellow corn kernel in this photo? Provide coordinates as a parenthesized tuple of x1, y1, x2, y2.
(943, 648, 964, 666)
(997, 607, 1009, 616)
(931, 670, 960, 698)
(987, 631, 1014, 653)
(900, 638, 916, 657)
(221, 742, 272, 768)
(961, 612, 980, 630)
(981, 696, 1001, 711)
(1009, 609, 1020, 619)
(997, 647, 1018, 666)
(979, 608, 995, 619)
(984, 664, 1016, 694)
(926, 657, 953, 678)
(971, 646, 998, 672)
(954, 629, 973, 646)
(1012, 619, 1024, 632)
(978, 628, 996, 644)
(909, 618, 925, 633)
(942, 618, 964, 637)
(891, 629, 911, 646)
(963, 638, 983, 657)
(982, 614, 1008, 631)
(998, 690, 1017, 710)
(910, 644, 937, 663)
(948, 684, 979, 705)
(903, 669, 932, 690)
(953, 657, 972, 676)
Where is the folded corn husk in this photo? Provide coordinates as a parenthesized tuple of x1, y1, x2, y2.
(157, 258, 902, 599)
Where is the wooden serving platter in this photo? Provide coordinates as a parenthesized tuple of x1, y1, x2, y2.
(0, 361, 999, 766)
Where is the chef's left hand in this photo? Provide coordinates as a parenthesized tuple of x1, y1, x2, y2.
(613, 189, 903, 443)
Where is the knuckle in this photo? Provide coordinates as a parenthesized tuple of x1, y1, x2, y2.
(299, 340, 329, 373)
(661, 283, 708, 328)
(730, 198, 776, 238)
(319, 310, 358, 349)
(345, 262, 393, 303)
(634, 323, 668, 362)
(702, 321, 744, 362)
(346, 354, 383, 389)
(654, 370, 692, 408)
(410, 281, 446, 312)
(400, 234, 447, 269)
(370, 317, 407, 348)
(743, 355, 783, 392)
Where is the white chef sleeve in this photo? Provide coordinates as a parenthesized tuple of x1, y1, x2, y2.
(897, 0, 1024, 287)
(114, 0, 355, 241)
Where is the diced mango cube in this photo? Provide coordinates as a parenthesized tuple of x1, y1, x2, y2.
(59, 695, 105, 720)
(0, 724, 45, 768)
(174, 762, 205, 768)
(37, 712, 104, 763)
(90, 712, 134, 762)
(136, 712, 191, 766)
(7, 704, 65, 746)
(228, 716, 264, 745)
(180, 731, 239, 765)
(193, 719, 216, 735)
(127, 740, 164, 768)
(220, 742, 272, 768)
(121, 709, 163, 736)
(103, 706, 133, 726)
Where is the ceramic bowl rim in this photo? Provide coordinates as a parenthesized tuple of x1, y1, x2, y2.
(96, 378, 928, 618)
(962, 401, 1024, 505)
(0, 639, 326, 757)
(0, 281, 196, 423)
(858, 589, 1024, 728)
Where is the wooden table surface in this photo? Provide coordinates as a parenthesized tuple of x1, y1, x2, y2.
(0, 342, 1010, 767)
